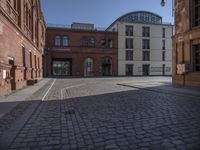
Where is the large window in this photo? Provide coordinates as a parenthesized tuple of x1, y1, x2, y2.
(193, 0, 200, 27)
(55, 36, 61, 46)
(142, 27, 150, 37)
(194, 44, 200, 71)
(63, 36, 68, 46)
(143, 39, 150, 49)
(126, 38, 133, 49)
(125, 25, 133, 36)
(53, 60, 71, 76)
(126, 50, 133, 60)
(143, 51, 150, 61)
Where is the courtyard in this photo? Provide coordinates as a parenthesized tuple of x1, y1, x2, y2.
(0, 77, 200, 150)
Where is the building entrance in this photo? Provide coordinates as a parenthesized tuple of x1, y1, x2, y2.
(52, 60, 71, 76)
(143, 64, 150, 76)
(102, 57, 112, 76)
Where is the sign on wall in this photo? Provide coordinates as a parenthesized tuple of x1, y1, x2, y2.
(177, 64, 190, 75)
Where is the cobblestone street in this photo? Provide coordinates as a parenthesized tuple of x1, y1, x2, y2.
(0, 77, 200, 150)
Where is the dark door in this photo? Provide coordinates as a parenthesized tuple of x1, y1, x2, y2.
(143, 64, 150, 76)
(102, 57, 112, 76)
(126, 64, 133, 76)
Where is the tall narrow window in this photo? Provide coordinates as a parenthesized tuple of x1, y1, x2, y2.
(108, 40, 113, 48)
(162, 51, 166, 61)
(143, 51, 150, 61)
(193, 44, 200, 71)
(126, 50, 133, 60)
(162, 28, 166, 38)
(55, 36, 61, 46)
(126, 38, 133, 49)
(143, 39, 150, 49)
(34, 55, 37, 68)
(63, 36, 68, 46)
(38, 57, 40, 69)
(193, 0, 200, 27)
(22, 46, 26, 66)
(30, 51, 32, 68)
(142, 27, 150, 37)
(125, 25, 133, 36)
(162, 40, 166, 50)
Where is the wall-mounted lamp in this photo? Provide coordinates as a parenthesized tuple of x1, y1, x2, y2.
(160, 0, 174, 17)
(161, 0, 166, 7)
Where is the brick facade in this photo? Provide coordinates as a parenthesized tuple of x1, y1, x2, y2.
(0, 0, 46, 96)
(45, 27, 118, 77)
(172, 0, 200, 87)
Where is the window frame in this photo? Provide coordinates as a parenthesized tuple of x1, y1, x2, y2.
(126, 38, 134, 49)
(55, 35, 61, 46)
(126, 50, 134, 61)
(142, 27, 150, 37)
(125, 25, 134, 36)
(143, 51, 150, 61)
(63, 36, 69, 47)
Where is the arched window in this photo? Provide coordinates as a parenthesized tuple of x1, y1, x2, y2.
(55, 36, 61, 46)
(84, 58, 94, 77)
(63, 36, 68, 46)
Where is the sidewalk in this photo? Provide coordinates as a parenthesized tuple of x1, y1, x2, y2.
(117, 81, 200, 99)
(0, 78, 52, 118)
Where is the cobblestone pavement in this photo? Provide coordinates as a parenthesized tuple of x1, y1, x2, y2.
(5, 77, 200, 149)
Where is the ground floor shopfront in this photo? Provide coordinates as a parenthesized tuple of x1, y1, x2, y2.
(118, 61, 172, 76)
(45, 51, 118, 77)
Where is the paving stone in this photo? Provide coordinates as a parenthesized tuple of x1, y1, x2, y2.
(5, 78, 200, 150)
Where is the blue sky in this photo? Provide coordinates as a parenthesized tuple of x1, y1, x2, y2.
(41, 0, 174, 28)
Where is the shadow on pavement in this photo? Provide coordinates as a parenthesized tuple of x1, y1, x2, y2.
(0, 86, 200, 150)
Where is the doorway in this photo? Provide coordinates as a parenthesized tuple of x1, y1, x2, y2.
(102, 57, 112, 76)
(143, 64, 150, 76)
(52, 60, 71, 76)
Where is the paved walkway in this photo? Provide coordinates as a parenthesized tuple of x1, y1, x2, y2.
(0, 77, 200, 150)
(0, 78, 53, 150)
(0, 78, 52, 118)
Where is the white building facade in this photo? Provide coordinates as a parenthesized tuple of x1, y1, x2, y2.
(107, 11, 173, 76)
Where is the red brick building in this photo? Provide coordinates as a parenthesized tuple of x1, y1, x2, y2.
(45, 23, 118, 77)
(0, 0, 46, 96)
(172, 0, 200, 87)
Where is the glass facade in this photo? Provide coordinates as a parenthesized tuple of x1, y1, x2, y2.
(52, 60, 71, 76)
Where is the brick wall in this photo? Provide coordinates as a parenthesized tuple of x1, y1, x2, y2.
(45, 28, 118, 77)
(172, 0, 200, 87)
(0, 0, 46, 96)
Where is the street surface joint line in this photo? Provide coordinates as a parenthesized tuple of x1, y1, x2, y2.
(42, 79, 56, 101)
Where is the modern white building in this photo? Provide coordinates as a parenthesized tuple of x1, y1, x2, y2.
(107, 11, 173, 76)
